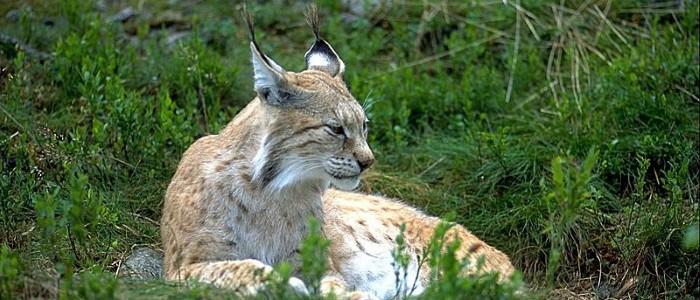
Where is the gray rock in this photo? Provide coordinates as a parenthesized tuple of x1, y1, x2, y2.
(5, 9, 21, 23)
(166, 31, 190, 47)
(341, 0, 392, 17)
(108, 6, 137, 23)
(118, 247, 164, 280)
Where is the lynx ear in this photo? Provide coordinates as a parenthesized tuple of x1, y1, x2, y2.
(304, 5, 346, 78)
(244, 6, 291, 105)
(250, 42, 291, 103)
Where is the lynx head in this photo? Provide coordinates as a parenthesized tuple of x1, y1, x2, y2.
(244, 7, 374, 192)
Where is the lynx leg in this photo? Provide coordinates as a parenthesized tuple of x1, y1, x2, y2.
(321, 274, 377, 300)
(172, 259, 308, 296)
(321, 274, 348, 295)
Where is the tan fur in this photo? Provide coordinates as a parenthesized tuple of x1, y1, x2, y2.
(324, 190, 515, 283)
(161, 17, 514, 299)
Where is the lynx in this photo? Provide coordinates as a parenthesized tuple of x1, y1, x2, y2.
(160, 8, 515, 299)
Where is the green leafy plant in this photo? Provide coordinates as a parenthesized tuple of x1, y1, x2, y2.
(0, 245, 22, 299)
(299, 218, 330, 296)
(542, 149, 598, 286)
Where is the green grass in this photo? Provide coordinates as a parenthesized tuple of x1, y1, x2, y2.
(1, 0, 698, 298)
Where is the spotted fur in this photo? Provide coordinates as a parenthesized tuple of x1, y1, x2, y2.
(161, 7, 514, 299)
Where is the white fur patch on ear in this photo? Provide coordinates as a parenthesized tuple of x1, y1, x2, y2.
(307, 52, 333, 71)
(252, 58, 279, 91)
(304, 39, 345, 78)
(250, 42, 285, 92)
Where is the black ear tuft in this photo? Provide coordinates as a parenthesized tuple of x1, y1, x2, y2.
(304, 4, 321, 40)
(303, 5, 346, 78)
(242, 4, 270, 68)
(242, 4, 292, 106)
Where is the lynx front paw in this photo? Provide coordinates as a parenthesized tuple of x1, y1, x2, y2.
(343, 290, 378, 300)
(287, 276, 310, 296)
(320, 275, 348, 295)
(320, 275, 377, 300)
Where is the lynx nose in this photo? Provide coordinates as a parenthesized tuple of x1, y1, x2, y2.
(353, 139, 374, 172)
(357, 155, 374, 172)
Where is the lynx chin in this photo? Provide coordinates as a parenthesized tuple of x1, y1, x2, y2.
(160, 7, 515, 299)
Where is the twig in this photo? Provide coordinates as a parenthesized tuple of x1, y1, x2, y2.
(115, 258, 124, 277)
(408, 254, 427, 297)
(516, 80, 558, 109)
(1, 131, 19, 145)
(555, 34, 564, 99)
(595, 251, 602, 290)
(395, 0, 503, 9)
(126, 211, 160, 226)
(546, 37, 560, 106)
(521, 13, 540, 41)
(417, 157, 445, 178)
(414, 1, 439, 52)
(0, 103, 25, 131)
(570, 31, 582, 111)
(510, 0, 541, 40)
(674, 84, 700, 102)
(448, 13, 510, 38)
(197, 79, 209, 134)
(618, 8, 685, 14)
(540, 108, 562, 117)
(509, 1, 540, 22)
(117, 223, 142, 236)
(579, 37, 611, 66)
(505, 0, 521, 103)
(109, 155, 137, 169)
(575, 0, 595, 14)
(0, 103, 38, 145)
(591, 5, 629, 46)
(66, 225, 83, 265)
(374, 34, 501, 77)
(593, 1, 612, 45)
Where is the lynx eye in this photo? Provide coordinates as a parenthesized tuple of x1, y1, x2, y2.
(326, 124, 345, 136)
